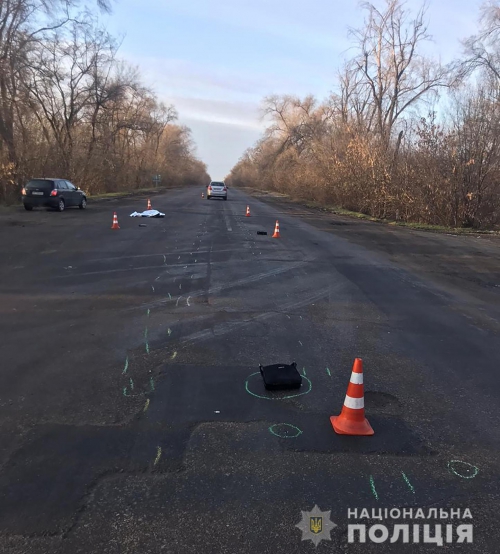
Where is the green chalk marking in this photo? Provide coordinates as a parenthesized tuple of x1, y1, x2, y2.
(401, 472, 415, 494)
(130, 378, 134, 390)
(268, 423, 303, 439)
(150, 377, 155, 391)
(326, 367, 331, 377)
(122, 357, 129, 375)
(448, 460, 479, 479)
(154, 446, 162, 466)
(369, 475, 379, 501)
(302, 367, 307, 376)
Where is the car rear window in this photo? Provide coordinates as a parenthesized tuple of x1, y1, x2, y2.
(211, 182, 225, 186)
(26, 180, 54, 190)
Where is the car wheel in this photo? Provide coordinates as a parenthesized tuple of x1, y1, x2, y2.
(79, 197, 87, 210)
(24, 204, 33, 211)
(57, 199, 65, 212)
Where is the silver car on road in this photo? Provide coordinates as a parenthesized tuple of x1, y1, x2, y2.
(207, 181, 228, 200)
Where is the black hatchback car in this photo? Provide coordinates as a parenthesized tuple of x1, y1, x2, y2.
(22, 179, 87, 212)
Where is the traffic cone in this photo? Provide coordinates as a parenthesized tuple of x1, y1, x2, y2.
(330, 358, 374, 436)
(246, 206, 251, 217)
(201, 192, 204, 198)
(147, 198, 152, 210)
(111, 212, 120, 230)
(272, 220, 280, 238)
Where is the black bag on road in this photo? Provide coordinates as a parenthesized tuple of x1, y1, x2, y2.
(259, 362, 302, 391)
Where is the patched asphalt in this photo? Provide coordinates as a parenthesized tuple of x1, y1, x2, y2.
(0, 187, 499, 553)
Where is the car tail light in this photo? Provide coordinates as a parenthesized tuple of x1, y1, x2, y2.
(21, 187, 26, 195)
(223, 187, 227, 191)
(50, 189, 58, 196)
(208, 186, 212, 191)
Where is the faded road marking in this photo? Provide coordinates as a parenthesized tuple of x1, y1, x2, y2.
(143, 260, 314, 311)
(223, 210, 232, 232)
(182, 288, 333, 344)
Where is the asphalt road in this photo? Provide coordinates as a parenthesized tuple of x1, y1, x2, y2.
(0, 186, 499, 553)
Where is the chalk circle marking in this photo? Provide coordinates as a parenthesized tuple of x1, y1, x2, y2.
(269, 423, 303, 439)
(448, 460, 479, 479)
(244, 372, 312, 400)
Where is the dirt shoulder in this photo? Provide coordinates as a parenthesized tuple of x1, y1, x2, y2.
(239, 187, 500, 235)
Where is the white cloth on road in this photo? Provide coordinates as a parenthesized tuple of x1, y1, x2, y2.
(130, 210, 165, 218)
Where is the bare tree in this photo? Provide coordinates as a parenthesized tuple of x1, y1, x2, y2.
(463, 0, 500, 86)
(25, 21, 114, 175)
(348, 0, 451, 147)
(0, 0, 111, 168)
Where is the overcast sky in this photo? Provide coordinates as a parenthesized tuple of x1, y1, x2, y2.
(104, 0, 482, 180)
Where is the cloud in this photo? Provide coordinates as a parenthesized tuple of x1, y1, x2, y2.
(169, 96, 263, 130)
(121, 53, 325, 101)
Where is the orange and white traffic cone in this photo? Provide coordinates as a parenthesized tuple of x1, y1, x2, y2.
(201, 192, 204, 198)
(330, 358, 374, 436)
(111, 212, 120, 230)
(147, 198, 152, 210)
(272, 220, 280, 238)
(246, 205, 251, 217)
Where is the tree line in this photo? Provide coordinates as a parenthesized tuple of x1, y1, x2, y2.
(227, 0, 500, 229)
(0, 0, 209, 203)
